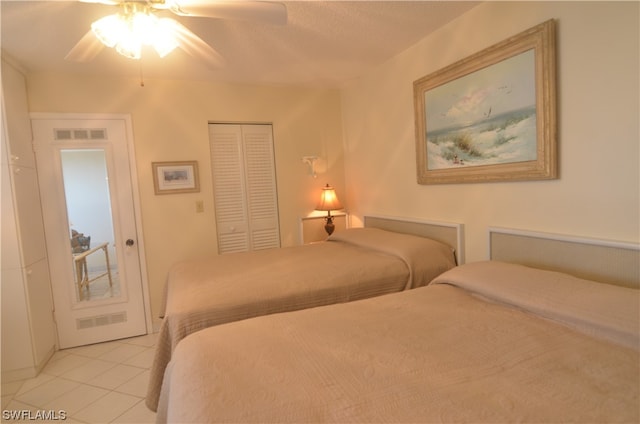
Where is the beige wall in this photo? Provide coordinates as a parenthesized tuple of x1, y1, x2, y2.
(26, 75, 345, 321)
(341, 1, 639, 262)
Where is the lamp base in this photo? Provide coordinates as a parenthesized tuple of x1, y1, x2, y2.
(324, 215, 335, 236)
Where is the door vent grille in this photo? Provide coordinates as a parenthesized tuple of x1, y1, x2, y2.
(54, 128, 107, 140)
(76, 312, 127, 330)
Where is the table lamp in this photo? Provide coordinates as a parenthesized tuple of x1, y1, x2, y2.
(316, 184, 342, 235)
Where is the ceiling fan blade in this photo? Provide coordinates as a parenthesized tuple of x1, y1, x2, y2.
(168, 1, 287, 25)
(65, 30, 104, 62)
(171, 21, 226, 69)
(78, 0, 120, 5)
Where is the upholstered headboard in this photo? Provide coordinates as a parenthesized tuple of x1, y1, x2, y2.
(489, 227, 639, 288)
(364, 215, 464, 264)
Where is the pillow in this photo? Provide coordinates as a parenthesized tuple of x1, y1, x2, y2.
(431, 261, 640, 350)
(329, 228, 457, 288)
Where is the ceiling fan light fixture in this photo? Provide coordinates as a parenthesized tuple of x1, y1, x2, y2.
(67, 1, 287, 65)
(115, 35, 141, 59)
(91, 14, 124, 48)
(90, 4, 179, 60)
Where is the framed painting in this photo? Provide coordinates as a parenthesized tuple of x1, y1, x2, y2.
(152, 161, 200, 194)
(414, 20, 557, 184)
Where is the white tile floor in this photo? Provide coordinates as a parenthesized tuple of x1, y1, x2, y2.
(1, 334, 157, 423)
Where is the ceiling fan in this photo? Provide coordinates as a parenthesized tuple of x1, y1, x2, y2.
(65, 0, 287, 67)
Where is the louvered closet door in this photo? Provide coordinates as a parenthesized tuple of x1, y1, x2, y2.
(209, 124, 280, 253)
(210, 124, 250, 252)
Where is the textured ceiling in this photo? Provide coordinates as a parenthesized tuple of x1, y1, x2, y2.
(1, 1, 479, 87)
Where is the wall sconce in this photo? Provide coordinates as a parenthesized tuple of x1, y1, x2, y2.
(302, 156, 318, 178)
(315, 184, 343, 235)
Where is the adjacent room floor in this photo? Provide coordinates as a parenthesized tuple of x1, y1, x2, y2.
(1, 333, 157, 423)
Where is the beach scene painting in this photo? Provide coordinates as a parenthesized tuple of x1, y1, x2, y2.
(424, 49, 537, 171)
(414, 20, 556, 184)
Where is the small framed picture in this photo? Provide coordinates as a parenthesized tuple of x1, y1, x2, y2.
(152, 161, 200, 195)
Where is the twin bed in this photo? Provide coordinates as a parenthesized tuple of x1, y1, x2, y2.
(147, 216, 461, 411)
(148, 217, 640, 423)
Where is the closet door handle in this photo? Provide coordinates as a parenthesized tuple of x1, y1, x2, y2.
(126, 239, 135, 246)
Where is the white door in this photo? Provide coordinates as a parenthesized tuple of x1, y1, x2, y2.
(31, 114, 149, 348)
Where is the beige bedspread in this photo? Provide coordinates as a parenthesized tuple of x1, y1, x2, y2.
(146, 228, 456, 411)
(157, 261, 639, 423)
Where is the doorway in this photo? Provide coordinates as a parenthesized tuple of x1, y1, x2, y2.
(31, 114, 150, 349)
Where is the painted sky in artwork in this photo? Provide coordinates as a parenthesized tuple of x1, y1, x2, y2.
(425, 49, 535, 133)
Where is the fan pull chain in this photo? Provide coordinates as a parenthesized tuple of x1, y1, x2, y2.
(139, 63, 145, 87)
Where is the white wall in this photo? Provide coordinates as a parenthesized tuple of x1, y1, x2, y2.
(341, 1, 639, 262)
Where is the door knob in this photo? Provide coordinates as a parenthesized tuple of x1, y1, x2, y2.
(126, 239, 135, 246)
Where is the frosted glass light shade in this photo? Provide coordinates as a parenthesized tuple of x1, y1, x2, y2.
(91, 10, 179, 60)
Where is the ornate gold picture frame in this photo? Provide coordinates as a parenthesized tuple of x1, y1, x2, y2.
(414, 20, 557, 184)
